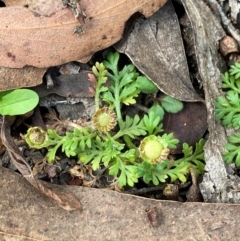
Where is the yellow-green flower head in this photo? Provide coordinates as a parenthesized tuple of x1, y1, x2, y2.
(93, 107, 117, 132)
(25, 127, 48, 149)
(139, 135, 170, 164)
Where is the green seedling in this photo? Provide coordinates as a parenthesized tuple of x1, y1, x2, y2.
(25, 51, 205, 187)
(215, 62, 240, 166)
(0, 89, 39, 115)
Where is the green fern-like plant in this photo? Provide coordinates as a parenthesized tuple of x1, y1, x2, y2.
(215, 62, 240, 166)
(215, 70, 240, 129)
(222, 134, 240, 166)
(25, 51, 205, 187)
(137, 139, 205, 185)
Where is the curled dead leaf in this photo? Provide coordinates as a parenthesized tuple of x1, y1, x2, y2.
(115, 1, 202, 102)
(1, 116, 82, 211)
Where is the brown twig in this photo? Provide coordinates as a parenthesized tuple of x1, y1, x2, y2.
(124, 185, 165, 195)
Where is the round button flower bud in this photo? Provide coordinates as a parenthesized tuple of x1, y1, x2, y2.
(93, 107, 117, 132)
(25, 127, 48, 149)
(139, 135, 169, 164)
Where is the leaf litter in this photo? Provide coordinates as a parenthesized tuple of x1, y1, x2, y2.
(0, 0, 171, 212)
(115, 0, 202, 102)
(180, 0, 240, 203)
(0, 0, 207, 206)
(1, 0, 240, 239)
(1, 115, 82, 211)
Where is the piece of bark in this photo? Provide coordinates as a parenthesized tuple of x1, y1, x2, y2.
(115, 1, 202, 102)
(229, 0, 240, 21)
(0, 0, 167, 68)
(204, 0, 240, 49)
(1, 166, 240, 241)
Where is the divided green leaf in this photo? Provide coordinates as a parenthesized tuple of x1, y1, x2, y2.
(137, 139, 205, 185)
(229, 62, 240, 79)
(142, 104, 164, 135)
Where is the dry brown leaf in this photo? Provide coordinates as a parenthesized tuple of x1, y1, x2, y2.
(0, 0, 167, 68)
(1, 166, 240, 241)
(1, 116, 82, 211)
(115, 1, 202, 102)
(3, 0, 64, 15)
(0, 66, 46, 90)
(0, 1, 59, 91)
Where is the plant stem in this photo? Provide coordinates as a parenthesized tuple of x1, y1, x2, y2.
(113, 130, 136, 149)
(112, 78, 122, 122)
(95, 75, 103, 110)
(95, 88, 100, 110)
(123, 135, 136, 149)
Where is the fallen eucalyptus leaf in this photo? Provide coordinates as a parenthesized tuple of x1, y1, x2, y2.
(3, 0, 64, 15)
(1, 166, 240, 241)
(115, 0, 202, 102)
(0, 0, 167, 68)
(0, 1, 57, 91)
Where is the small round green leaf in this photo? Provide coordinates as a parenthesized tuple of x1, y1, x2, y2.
(161, 95, 183, 113)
